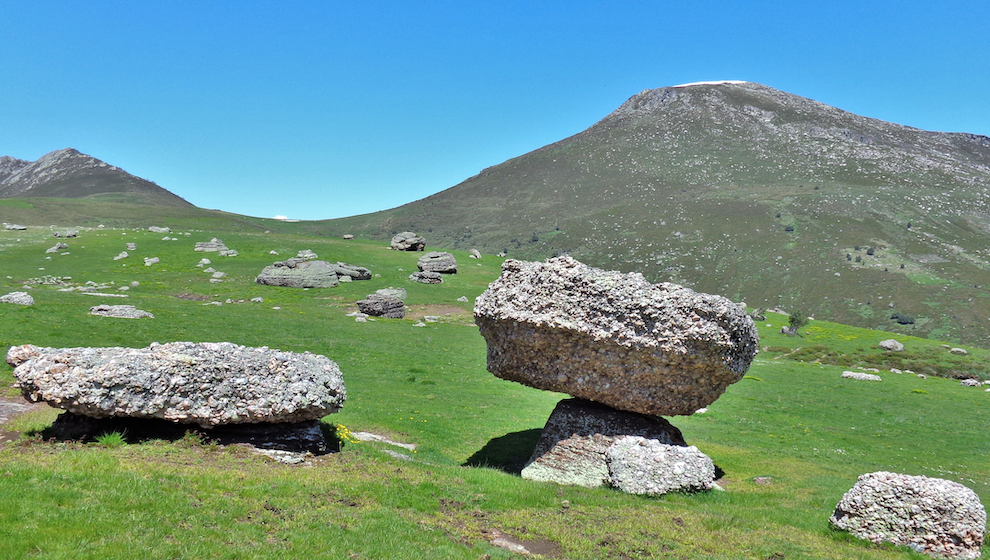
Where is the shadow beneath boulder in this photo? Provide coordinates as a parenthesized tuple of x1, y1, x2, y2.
(463, 428, 543, 474)
(41, 412, 337, 454)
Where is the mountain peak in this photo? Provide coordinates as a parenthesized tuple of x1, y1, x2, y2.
(0, 148, 192, 207)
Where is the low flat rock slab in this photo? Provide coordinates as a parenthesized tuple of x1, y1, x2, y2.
(409, 271, 442, 284)
(521, 398, 686, 488)
(356, 294, 405, 318)
(831, 471, 985, 559)
(6, 342, 346, 428)
(475, 256, 759, 416)
(89, 304, 154, 319)
(256, 258, 339, 288)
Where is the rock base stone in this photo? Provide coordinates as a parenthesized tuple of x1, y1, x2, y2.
(521, 399, 686, 488)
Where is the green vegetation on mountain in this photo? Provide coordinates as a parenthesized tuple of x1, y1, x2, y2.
(2, 221, 989, 559)
(318, 82, 990, 345)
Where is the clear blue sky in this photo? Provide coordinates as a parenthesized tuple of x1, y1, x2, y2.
(2, 1, 988, 220)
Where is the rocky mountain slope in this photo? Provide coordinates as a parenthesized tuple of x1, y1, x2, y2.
(0, 148, 192, 207)
(323, 82, 990, 344)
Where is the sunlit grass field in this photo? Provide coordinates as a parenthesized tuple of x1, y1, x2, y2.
(2, 222, 988, 559)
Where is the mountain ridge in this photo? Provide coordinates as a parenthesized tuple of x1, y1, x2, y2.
(0, 148, 193, 207)
(320, 81, 990, 344)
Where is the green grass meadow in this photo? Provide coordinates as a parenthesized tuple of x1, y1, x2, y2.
(2, 223, 989, 559)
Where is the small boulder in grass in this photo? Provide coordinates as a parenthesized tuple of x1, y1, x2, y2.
(830, 471, 985, 559)
(879, 339, 904, 352)
(841, 371, 882, 381)
(0, 292, 34, 306)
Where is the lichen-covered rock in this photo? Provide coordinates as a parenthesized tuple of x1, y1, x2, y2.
(256, 258, 339, 288)
(89, 304, 154, 319)
(418, 251, 457, 274)
(521, 398, 686, 487)
(410, 271, 443, 284)
(830, 471, 985, 559)
(356, 295, 405, 318)
(475, 256, 759, 416)
(333, 262, 372, 280)
(391, 231, 425, 251)
(606, 436, 714, 495)
(879, 339, 905, 352)
(0, 291, 34, 306)
(6, 342, 346, 428)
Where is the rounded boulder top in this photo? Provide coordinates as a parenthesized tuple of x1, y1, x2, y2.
(474, 256, 759, 416)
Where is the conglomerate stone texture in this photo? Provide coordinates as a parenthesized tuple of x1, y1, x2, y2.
(474, 256, 759, 416)
(6, 342, 346, 428)
(830, 471, 985, 559)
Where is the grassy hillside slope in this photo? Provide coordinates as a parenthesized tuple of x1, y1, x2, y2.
(2, 221, 989, 559)
(317, 83, 990, 346)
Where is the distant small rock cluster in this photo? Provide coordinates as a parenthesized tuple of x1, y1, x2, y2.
(195, 238, 238, 256)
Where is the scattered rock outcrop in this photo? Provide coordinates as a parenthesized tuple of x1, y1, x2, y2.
(391, 231, 425, 251)
(195, 238, 237, 256)
(45, 242, 68, 254)
(6, 342, 346, 428)
(89, 304, 154, 319)
(333, 262, 372, 280)
(256, 258, 339, 288)
(0, 291, 34, 305)
(410, 271, 443, 284)
(879, 339, 905, 352)
(521, 399, 687, 488)
(830, 471, 985, 559)
(474, 256, 759, 417)
(53, 229, 78, 238)
(148, 226, 171, 234)
(356, 294, 405, 318)
(296, 249, 318, 260)
(417, 251, 457, 274)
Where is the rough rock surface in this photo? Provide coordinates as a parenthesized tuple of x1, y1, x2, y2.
(470, 249, 482, 259)
(521, 398, 686, 487)
(333, 262, 372, 280)
(0, 291, 34, 305)
(126, 242, 136, 251)
(53, 229, 78, 238)
(410, 271, 443, 284)
(296, 249, 318, 260)
(391, 231, 425, 251)
(46, 242, 69, 254)
(256, 258, 339, 288)
(418, 251, 458, 274)
(6, 342, 346, 428)
(606, 436, 715, 495)
(89, 304, 154, 319)
(376, 287, 407, 300)
(195, 238, 229, 252)
(144, 256, 159, 266)
(830, 471, 985, 559)
(475, 256, 759, 416)
(879, 339, 905, 352)
(148, 226, 171, 233)
(356, 295, 405, 318)
(842, 371, 882, 381)
(113, 251, 128, 260)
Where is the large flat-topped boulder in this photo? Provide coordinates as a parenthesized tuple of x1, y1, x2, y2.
(256, 258, 339, 288)
(417, 251, 457, 274)
(474, 256, 759, 416)
(6, 342, 346, 428)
